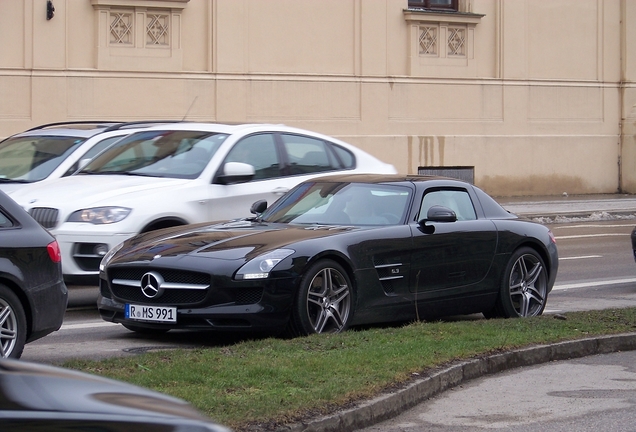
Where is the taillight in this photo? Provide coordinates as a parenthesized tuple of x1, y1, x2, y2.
(548, 230, 557, 244)
(47, 240, 62, 263)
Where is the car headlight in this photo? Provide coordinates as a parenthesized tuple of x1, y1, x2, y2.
(99, 242, 124, 273)
(235, 249, 295, 280)
(68, 207, 131, 224)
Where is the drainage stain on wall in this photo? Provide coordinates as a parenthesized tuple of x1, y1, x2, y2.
(408, 136, 446, 173)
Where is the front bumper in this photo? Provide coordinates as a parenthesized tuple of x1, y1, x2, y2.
(55, 230, 134, 278)
(97, 275, 297, 333)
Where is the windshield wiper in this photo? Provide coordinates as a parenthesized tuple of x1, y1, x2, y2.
(0, 178, 30, 183)
(79, 171, 161, 177)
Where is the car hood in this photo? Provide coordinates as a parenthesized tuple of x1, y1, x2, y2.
(114, 220, 364, 264)
(0, 183, 26, 195)
(0, 359, 213, 422)
(9, 175, 191, 208)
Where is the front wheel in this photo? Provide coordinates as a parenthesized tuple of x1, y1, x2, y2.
(287, 260, 354, 336)
(0, 284, 27, 359)
(488, 247, 549, 318)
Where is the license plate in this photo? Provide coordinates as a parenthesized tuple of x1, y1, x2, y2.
(125, 304, 177, 323)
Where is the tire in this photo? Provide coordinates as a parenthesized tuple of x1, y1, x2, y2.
(122, 323, 170, 335)
(287, 260, 354, 336)
(489, 247, 549, 318)
(0, 284, 27, 359)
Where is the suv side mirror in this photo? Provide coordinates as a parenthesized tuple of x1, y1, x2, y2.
(216, 162, 255, 185)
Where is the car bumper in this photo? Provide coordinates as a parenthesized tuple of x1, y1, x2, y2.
(27, 279, 68, 343)
(54, 230, 135, 278)
(97, 276, 296, 333)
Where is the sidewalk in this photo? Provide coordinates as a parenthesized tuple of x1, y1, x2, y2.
(496, 193, 636, 221)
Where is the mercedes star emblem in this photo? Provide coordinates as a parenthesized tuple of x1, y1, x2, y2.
(140, 271, 165, 299)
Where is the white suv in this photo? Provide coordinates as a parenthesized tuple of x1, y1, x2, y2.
(10, 123, 396, 283)
(0, 121, 178, 195)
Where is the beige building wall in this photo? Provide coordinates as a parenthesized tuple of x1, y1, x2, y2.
(0, 0, 632, 196)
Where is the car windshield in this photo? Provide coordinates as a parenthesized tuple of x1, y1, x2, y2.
(261, 182, 412, 226)
(80, 130, 229, 179)
(0, 135, 86, 183)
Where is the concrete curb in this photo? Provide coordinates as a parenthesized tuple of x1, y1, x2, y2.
(284, 333, 636, 432)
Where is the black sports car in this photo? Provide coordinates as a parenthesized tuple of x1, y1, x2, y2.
(0, 190, 67, 358)
(97, 174, 558, 336)
(0, 358, 229, 431)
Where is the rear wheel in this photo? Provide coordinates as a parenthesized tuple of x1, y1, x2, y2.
(287, 260, 354, 336)
(486, 247, 549, 318)
(0, 284, 27, 359)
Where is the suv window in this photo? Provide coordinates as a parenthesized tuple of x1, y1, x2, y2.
(281, 134, 343, 175)
(0, 136, 86, 182)
(225, 134, 280, 180)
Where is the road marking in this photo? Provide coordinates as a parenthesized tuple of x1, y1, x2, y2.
(553, 277, 636, 291)
(555, 233, 628, 240)
(559, 255, 602, 261)
(60, 321, 120, 331)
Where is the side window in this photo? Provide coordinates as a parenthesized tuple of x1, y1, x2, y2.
(419, 189, 476, 221)
(0, 210, 14, 228)
(330, 144, 355, 169)
(281, 134, 337, 175)
(225, 134, 280, 180)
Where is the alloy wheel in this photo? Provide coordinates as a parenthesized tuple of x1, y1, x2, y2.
(508, 253, 548, 317)
(306, 267, 351, 333)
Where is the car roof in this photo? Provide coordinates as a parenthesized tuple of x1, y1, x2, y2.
(136, 122, 341, 138)
(299, 173, 464, 184)
(7, 121, 187, 140)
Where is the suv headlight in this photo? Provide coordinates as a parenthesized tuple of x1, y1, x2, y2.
(68, 207, 131, 224)
(235, 249, 294, 280)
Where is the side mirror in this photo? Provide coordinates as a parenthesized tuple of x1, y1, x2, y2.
(420, 205, 457, 224)
(250, 199, 267, 216)
(216, 162, 255, 185)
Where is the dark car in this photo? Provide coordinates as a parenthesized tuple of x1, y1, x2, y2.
(632, 227, 636, 262)
(0, 190, 67, 358)
(97, 174, 558, 336)
(0, 358, 229, 431)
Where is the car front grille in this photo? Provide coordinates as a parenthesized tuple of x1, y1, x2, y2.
(29, 207, 59, 229)
(108, 268, 210, 305)
(106, 267, 264, 307)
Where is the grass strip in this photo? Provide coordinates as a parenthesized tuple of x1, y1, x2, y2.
(64, 308, 636, 431)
